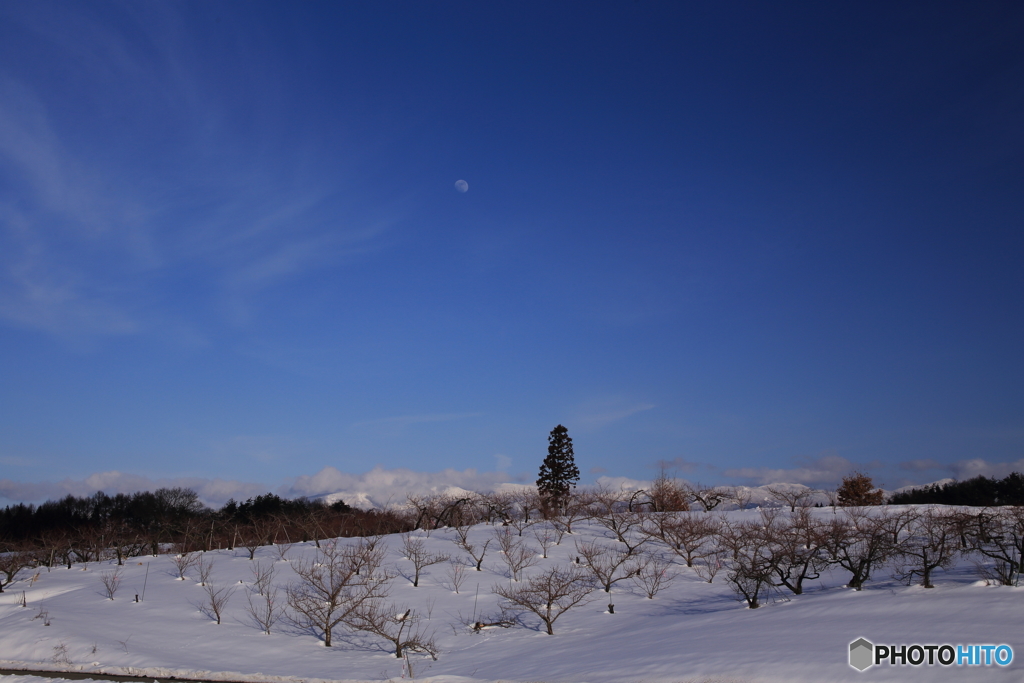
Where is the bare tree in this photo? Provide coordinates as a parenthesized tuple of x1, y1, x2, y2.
(642, 512, 721, 567)
(346, 602, 439, 660)
(299, 504, 333, 548)
(273, 541, 293, 562)
(244, 584, 283, 634)
(821, 508, 895, 590)
(765, 486, 813, 512)
(406, 493, 478, 531)
(880, 506, 919, 545)
(452, 527, 491, 571)
(400, 535, 450, 587)
(968, 507, 1024, 586)
(495, 529, 539, 581)
(726, 486, 753, 510)
(593, 509, 649, 555)
(202, 583, 234, 624)
(99, 568, 124, 600)
(238, 518, 277, 560)
(171, 552, 199, 580)
(492, 566, 594, 634)
(349, 536, 387, 577)
(443, 560, 467, 593)
(406, 494, 441, 531)
(0, 549, 34, 593)
(892, 509, 960, 588)
(588, 486, 626, 518)
(645, 467, 691, 512)
(768, 508, 828, 595)
(575, 540, 641, 593)
(631, 553, 677, 598)
(452, 523, 474, 547)
(547, 520, 568, 545)
(480, 491, 516, 526)
(108, 526, 146, 567)
(506, 544, 540, 581)
(507, 490, 542, 537)
(286, 541, 390, 647)
(719, 520, 778, 609)
(533, 527, 556, 558)
(196, 555, 215, 587)
(555, 490, 595, 534)
(691, 548, 725, 583)
(436, 493, 482, 529)
(686, 483, 728, 512)
(250, 560, 275, 595)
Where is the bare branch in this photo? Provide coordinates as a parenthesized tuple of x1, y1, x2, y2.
(250, 560, 275, 595)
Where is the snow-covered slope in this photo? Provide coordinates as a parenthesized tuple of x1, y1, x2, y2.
(0, 510, 1018, 683)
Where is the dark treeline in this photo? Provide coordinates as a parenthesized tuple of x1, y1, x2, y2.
(0, 487, 410, 567)
(889, 473, 1024, 506)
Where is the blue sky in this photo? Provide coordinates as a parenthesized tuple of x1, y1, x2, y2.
(1, 2, 1022, 504)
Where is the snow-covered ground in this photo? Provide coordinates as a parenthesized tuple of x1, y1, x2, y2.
(1, 508, 1019, 683)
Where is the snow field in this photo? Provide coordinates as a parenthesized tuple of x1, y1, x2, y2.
(1, 508, 1021, 683)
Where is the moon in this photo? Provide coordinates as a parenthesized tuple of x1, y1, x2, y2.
(454, 179, 468, 193)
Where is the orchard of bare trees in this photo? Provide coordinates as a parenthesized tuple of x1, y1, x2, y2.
(3, 478, 1024, 668)
(395, 485, 1024, 614)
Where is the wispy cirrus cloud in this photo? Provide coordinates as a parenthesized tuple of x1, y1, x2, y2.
(0, 7, 398, 342)
(569, 396, 655, 431)
(0, 77, 142, 337)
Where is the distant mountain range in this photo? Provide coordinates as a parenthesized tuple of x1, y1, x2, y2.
(314, 478, 961, 510)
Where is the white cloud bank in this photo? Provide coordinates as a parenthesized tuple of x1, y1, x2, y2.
(944, 458, 1024, 480)
(0, 471, 269, 508)
(281, 466, 522, 509)
(0, 466, 526, 509)
(723, 453, 861, 488)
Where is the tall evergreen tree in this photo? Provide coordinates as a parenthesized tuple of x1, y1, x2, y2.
(537, 425, 580, 512)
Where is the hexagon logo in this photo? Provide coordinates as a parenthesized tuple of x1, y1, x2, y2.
(849, 637, 874, 671)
